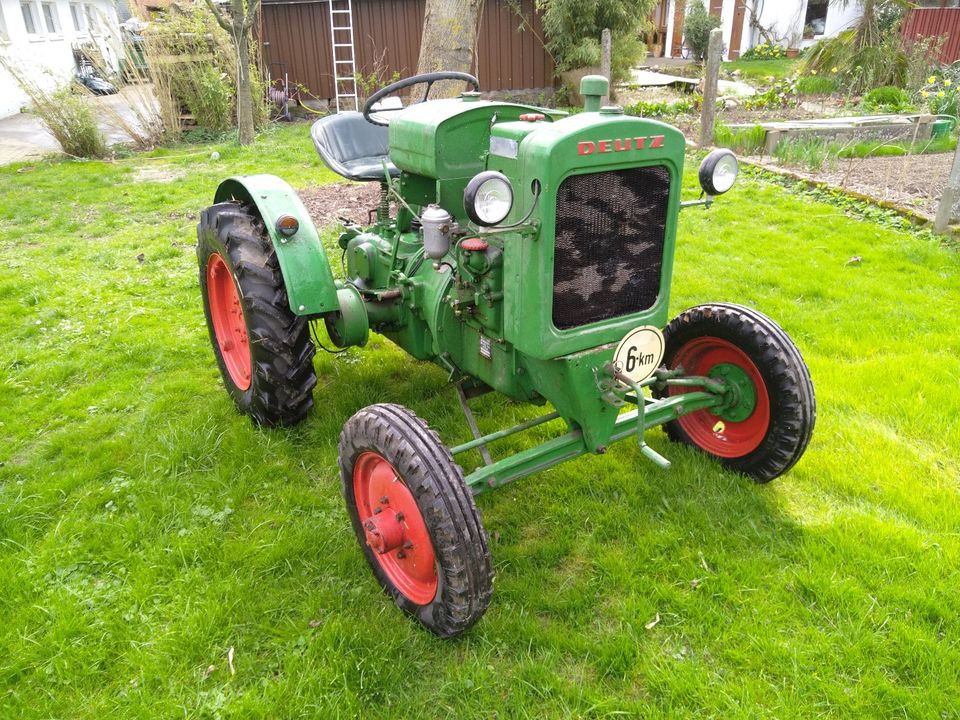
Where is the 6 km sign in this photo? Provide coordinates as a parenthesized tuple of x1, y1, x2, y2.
(613, 325, 665, 383)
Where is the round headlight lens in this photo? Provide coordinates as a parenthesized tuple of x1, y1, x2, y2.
(464, 171, 514, 226)
(698, 149, 739, 196)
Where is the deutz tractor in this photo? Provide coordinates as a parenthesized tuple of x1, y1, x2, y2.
(196, 72, 815, 637)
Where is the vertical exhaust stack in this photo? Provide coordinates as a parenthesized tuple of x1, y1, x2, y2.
(580, 75, 609, 112)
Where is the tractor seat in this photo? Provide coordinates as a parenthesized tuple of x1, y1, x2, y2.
(310, 112, 399, 182)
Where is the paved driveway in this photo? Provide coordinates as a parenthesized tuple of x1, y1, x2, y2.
(0, 85, 154, 165)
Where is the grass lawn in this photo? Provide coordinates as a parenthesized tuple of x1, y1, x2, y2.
(723, 57, 801, 83)
(2, 122, 960, 718)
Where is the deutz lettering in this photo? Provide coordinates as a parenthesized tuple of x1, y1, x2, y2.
(578, 135, 665, 156)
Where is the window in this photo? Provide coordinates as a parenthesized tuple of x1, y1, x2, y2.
(84, 3, 98, 31)
(70, 2, 84, 31)
(21, 1, 39, 34)
(804, 0, 829, 36)
(41, 2, 60, 33)
(0, 7, 9, 42)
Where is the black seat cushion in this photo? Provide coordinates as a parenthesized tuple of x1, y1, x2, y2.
(311, 112, 399, 182)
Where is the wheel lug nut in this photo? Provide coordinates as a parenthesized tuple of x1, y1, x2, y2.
(396, 550, 406, 559)
(395, 512, 405, 522)
(373, 507, 382, 515)
(402, 540, 413, 549)
(379, 496, 389, 504)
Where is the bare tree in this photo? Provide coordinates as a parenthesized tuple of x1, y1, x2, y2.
(204, 0, 259, 145)
(415, 0, 485, 97)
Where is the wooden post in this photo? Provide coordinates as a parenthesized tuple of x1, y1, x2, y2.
(934, 139, 960, 233)
(600, 28, 612, 106)
(699, 27, 723, 147)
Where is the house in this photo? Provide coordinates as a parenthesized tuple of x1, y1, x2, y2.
(0, 0, 123, 117)
(652, 0, 863, 61)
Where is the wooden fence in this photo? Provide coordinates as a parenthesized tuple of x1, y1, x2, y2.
(901, 8, 960, 64)
(259, 0, 554, 102)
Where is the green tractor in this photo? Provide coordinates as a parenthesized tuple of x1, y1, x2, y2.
(196, 72, 815, 637)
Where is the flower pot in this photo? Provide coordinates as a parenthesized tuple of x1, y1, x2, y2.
(786, 48, 800, 58)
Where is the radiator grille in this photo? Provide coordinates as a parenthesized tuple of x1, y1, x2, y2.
(552, 166, 671, 330)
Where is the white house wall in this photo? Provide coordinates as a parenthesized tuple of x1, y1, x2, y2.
(663, 0, 863, 62)
(0, 0, 120, 117)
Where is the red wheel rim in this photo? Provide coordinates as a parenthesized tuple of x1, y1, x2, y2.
(669, 337, 770, 458)
(353, 452, 438, 605)
(206, 253, 251, 391)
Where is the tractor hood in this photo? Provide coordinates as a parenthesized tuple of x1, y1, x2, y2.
(388, 97, 556, 180)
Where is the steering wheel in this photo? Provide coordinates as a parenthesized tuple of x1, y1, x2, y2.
(362, 71, 480, 126)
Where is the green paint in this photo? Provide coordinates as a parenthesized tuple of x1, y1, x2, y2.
(709, 362, 757, 422)
(214, 174, 339, 316)
(214, 91, 712, 488)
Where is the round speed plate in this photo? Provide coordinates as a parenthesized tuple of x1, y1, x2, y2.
(613, 325, 665, 383)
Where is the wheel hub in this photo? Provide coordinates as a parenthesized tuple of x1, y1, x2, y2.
(353, 452, 438, 605)
(710, 362, 757, 422)
(363, 509, 406, 554)
(669, 337, 771, 458)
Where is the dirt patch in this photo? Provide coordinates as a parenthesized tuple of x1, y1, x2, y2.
(299, 182, 384, 229)
(748, 152, 954, 218)
(134, 166, 186, 183)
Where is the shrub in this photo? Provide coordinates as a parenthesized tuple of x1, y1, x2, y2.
(801, 21, 943, 95)
(741, 42, 786, 61)
(0, 56, 108, 158)
(142, 4, 269, 139)
(742, 78, 799, 110)
(861, 85, 914, 113)
(45, 88, 109, 158)
(173, 65, 234, 132)
(625, 96, 699, 118)
(533, 0, 656, 83)
(683, 0, 722, 63)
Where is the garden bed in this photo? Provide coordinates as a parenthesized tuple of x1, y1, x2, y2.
(746, 151, 955, 219)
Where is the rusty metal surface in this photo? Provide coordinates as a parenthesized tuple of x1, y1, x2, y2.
(260, 0, 554, 102)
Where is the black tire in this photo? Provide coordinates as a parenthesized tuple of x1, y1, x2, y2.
(339, 403, 494, 637)
(197, 201, 317, 427)
(655, 302, 816, 482)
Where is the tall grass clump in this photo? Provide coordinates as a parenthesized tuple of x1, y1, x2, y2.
(0, 57, 107, 158)
(714, 121, 766, 155)
(774, 136, 844, 171)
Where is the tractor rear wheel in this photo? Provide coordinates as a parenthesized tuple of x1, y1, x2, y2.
(197, 202, 317, 427)
(656, 303, 815, 482)
(339, 403, 493, 637)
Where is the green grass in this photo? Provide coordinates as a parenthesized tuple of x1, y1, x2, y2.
(723, 57, 800, 82)
(2, 123, 960, 718)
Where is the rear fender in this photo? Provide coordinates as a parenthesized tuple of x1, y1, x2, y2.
(214, 174, 339, 316)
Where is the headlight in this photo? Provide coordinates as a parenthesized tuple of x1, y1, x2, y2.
(464, 171, 513, 226)
(698, 149, 739, 196)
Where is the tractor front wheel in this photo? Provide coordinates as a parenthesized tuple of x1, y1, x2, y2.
(197, 202, 317, 427)
(657, 303, 816, 482)
(339, 403, 493, 637)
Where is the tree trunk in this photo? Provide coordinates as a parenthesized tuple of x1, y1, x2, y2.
(204, 0, 259, 145)
(415, 0, 485, 97)
(236, 30, 255, 146)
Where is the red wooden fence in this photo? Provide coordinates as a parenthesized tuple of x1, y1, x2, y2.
(901, 8, 960, 64)
(260, 0, 554, 102)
